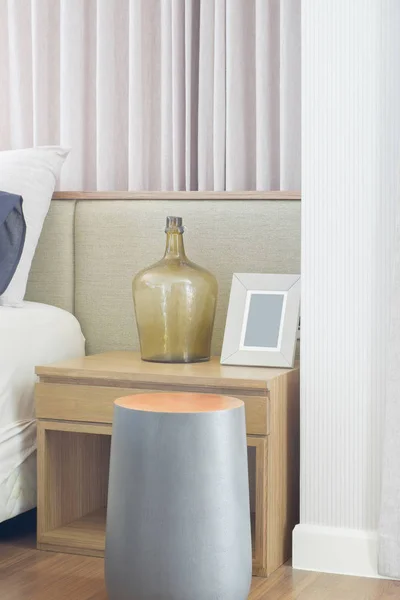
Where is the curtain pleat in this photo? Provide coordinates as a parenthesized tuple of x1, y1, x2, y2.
(96, 0, 129, 190)
(279, 0, 301, 190)
(60, 0, 88, 188)
(213, 0, 226, 192)
(0, 2, 10, 149)
(128, 0, 144, 189)
(0, 0, 301, 191)
(198, 0, 215, 191)
(226, 0, 256, 191)
(7, 0, 33, 149)
(256, 0, 279, 190)
(171, 1, 185, 191)
(184, 0, 199, 191)
(160, 1, 173, 190)
(31, 0, 60, 146)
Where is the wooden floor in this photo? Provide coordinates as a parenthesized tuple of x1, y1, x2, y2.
(1, 511, 400, 599)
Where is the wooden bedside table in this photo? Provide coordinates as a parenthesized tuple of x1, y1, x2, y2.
(35, 351, 299, 577)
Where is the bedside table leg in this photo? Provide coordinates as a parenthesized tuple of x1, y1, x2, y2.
(36, 421, 47, 544)
(247, 436, 268, 576)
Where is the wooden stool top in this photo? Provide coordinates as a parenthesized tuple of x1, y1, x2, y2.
(114, 392, 243, 413)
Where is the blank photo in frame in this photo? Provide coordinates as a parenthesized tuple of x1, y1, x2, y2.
(221, 273, 300, 368)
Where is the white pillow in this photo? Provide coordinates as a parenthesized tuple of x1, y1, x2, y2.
(0, 146, 70, 307)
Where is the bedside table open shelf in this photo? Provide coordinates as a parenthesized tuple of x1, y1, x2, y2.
(36, 421, 111, 556)
(35, 352, 299, 577)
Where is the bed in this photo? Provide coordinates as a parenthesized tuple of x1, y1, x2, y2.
(0, 301, 85, 523)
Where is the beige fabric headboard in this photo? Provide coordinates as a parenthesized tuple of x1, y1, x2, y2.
(26, 192, 301, 355)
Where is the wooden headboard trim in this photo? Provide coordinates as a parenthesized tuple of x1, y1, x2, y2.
(52, 191, 301, 201)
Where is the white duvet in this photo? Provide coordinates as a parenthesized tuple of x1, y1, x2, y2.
(0, 301, 85, 522)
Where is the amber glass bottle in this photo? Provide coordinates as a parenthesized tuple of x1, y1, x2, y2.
(132, 217, 218, 363)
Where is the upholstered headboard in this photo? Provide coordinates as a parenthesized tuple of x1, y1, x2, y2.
(26, 192, 301, 355)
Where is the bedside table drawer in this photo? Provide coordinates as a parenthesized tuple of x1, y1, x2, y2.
(35, 382, 269, 435)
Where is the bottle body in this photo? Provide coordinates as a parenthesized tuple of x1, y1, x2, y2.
(132, 218, 218, 363)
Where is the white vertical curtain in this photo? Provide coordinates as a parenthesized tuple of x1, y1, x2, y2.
(379, 217, 400, 578)
(376, 0, 400, 580)
(0, 0, 301, 191)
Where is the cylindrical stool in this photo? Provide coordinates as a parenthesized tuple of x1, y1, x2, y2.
(105, 392, 252, 600)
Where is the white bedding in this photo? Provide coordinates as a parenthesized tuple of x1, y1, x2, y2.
(0, 301, 85, 522)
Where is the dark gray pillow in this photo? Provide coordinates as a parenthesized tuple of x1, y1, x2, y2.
(0, 191, 26, 296)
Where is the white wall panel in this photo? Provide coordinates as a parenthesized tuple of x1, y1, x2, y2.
(295, 0, 400, 576)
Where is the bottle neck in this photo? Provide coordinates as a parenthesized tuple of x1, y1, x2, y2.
(164, 231, 186, 260)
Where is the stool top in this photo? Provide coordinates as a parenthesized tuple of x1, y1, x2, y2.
(114, 392, 243, 413)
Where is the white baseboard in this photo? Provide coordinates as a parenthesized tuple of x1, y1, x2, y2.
(292, 524, 383, 578)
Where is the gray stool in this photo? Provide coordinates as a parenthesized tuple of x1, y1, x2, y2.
(105, 392, 252, 600)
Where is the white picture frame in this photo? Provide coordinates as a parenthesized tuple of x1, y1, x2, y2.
(220, 273, 301, 368)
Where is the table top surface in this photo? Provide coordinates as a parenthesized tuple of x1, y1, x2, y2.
(36, 351, 298, 390)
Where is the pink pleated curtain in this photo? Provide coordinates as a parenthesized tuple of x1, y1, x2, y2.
(0, 0, 301, 191)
